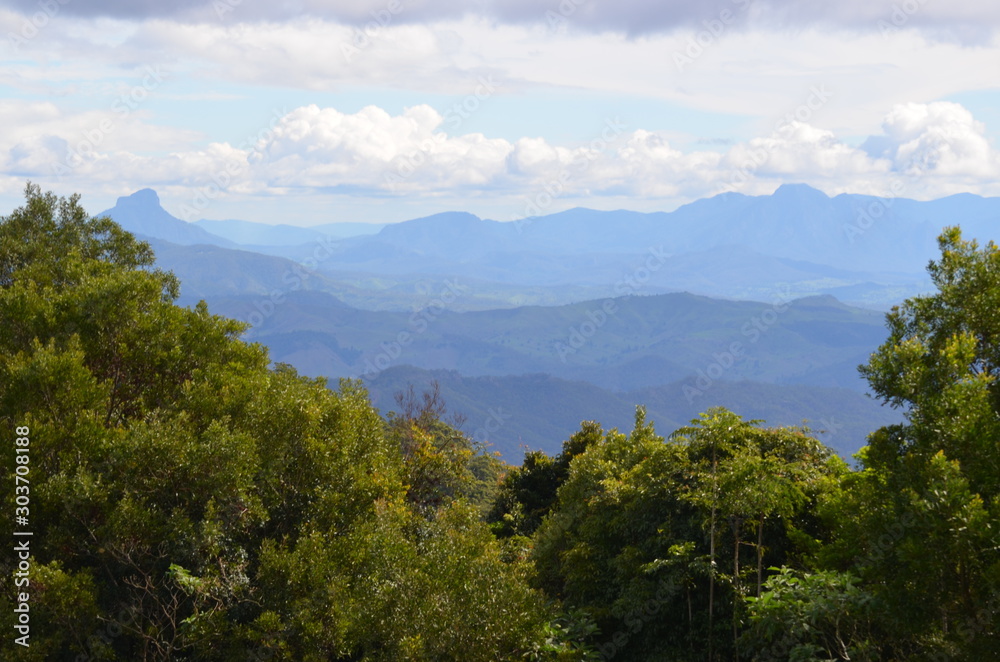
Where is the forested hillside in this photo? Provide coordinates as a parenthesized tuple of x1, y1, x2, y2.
(2, 186, 998, 660)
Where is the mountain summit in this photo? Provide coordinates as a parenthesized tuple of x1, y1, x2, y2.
(771, 182, 829, 201)
(99, 190, 236, 248)
(117, 188, 161, 208)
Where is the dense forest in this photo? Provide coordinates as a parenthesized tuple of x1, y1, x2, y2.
(2, 184, 998, 660)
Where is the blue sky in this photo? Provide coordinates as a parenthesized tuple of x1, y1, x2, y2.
(1, 0, 999, 225)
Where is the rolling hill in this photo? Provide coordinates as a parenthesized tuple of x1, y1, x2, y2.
(204, 289, 887, 393)
(364, 366, 902, 461)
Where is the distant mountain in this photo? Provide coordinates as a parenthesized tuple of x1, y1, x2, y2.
(108, 185, 999, 310)
(146, 235, 614, 312)
(203, 289, 888, 393)
(98, 189, 238, 248)
(364, 366, 902, 461)
(110, 186, 1000, 281)
(193, 219, 328, 246)
(187, 283, 902, 460)
(97, 186, 960, 463)
(310, 221, 386, 238)
(144, 238, 348, 304)
(193, 218, 384, 245)
(148, 229, 930, 312)
(308, 184, 1000, 275)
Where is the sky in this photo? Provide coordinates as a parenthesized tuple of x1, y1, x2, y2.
(1, 0, 999, 226)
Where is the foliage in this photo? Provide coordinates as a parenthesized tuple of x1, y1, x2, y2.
(817, 227, 1000, 657)
(860, 226, 1000, 498)
(4, 187, 1000, 661)
(488, 420, 602, 539)
(0, 186, 560, 660)
(742, 567, 876, 661)
(384, 381, 505, 515)
(531, 407, 838, 660)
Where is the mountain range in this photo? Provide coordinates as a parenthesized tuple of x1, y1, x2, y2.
(100, 185, 1000, 310)
(95, 185, 1000, 460)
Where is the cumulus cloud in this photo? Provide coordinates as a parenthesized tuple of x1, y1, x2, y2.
(0, 99, 199, 177)
(248, 100, 997, 204)
(867, 102, 1000, 178)
(256, 104, 514, 191)
(5, 100, 999, 216)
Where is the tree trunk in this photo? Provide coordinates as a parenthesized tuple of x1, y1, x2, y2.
(687, 585, 694, 653)
(732, 516, 741, 661)
(709, 444, 717, 662)
(756, 514, 765, 597)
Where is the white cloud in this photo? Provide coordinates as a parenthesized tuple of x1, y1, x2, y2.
(0, 99, 201, 192)
(877, 102, 999, 178)
(257, 104, 515, 191)
(207, 101, 1000, 204)
(3, 94, 999, 219)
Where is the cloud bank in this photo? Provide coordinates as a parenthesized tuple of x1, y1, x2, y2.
(7, 99, 997, 219)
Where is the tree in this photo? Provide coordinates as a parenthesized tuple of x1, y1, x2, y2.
(671, 408, 835, 659)
(742, 567, 876, 661)
(384, 381, 505, 516)
(813, 226, 1000, 658)
(860, 226, 1000, 498)
(531, 407, 837, 661)
(0, 182, 163, 290)
(0, 186, 561, 660)
(488, 420, 603, 540)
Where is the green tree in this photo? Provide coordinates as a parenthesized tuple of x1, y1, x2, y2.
(488, 420, 602, 540)
(860, 226, 1000, 499)
(532, 407, 837, 661)
(0, 186, 558, 660)
(384, 381, 505, 516)
(813, 226, 1000, 658)
(742, 567, 876, 661)
(671, 408, 836, 659)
